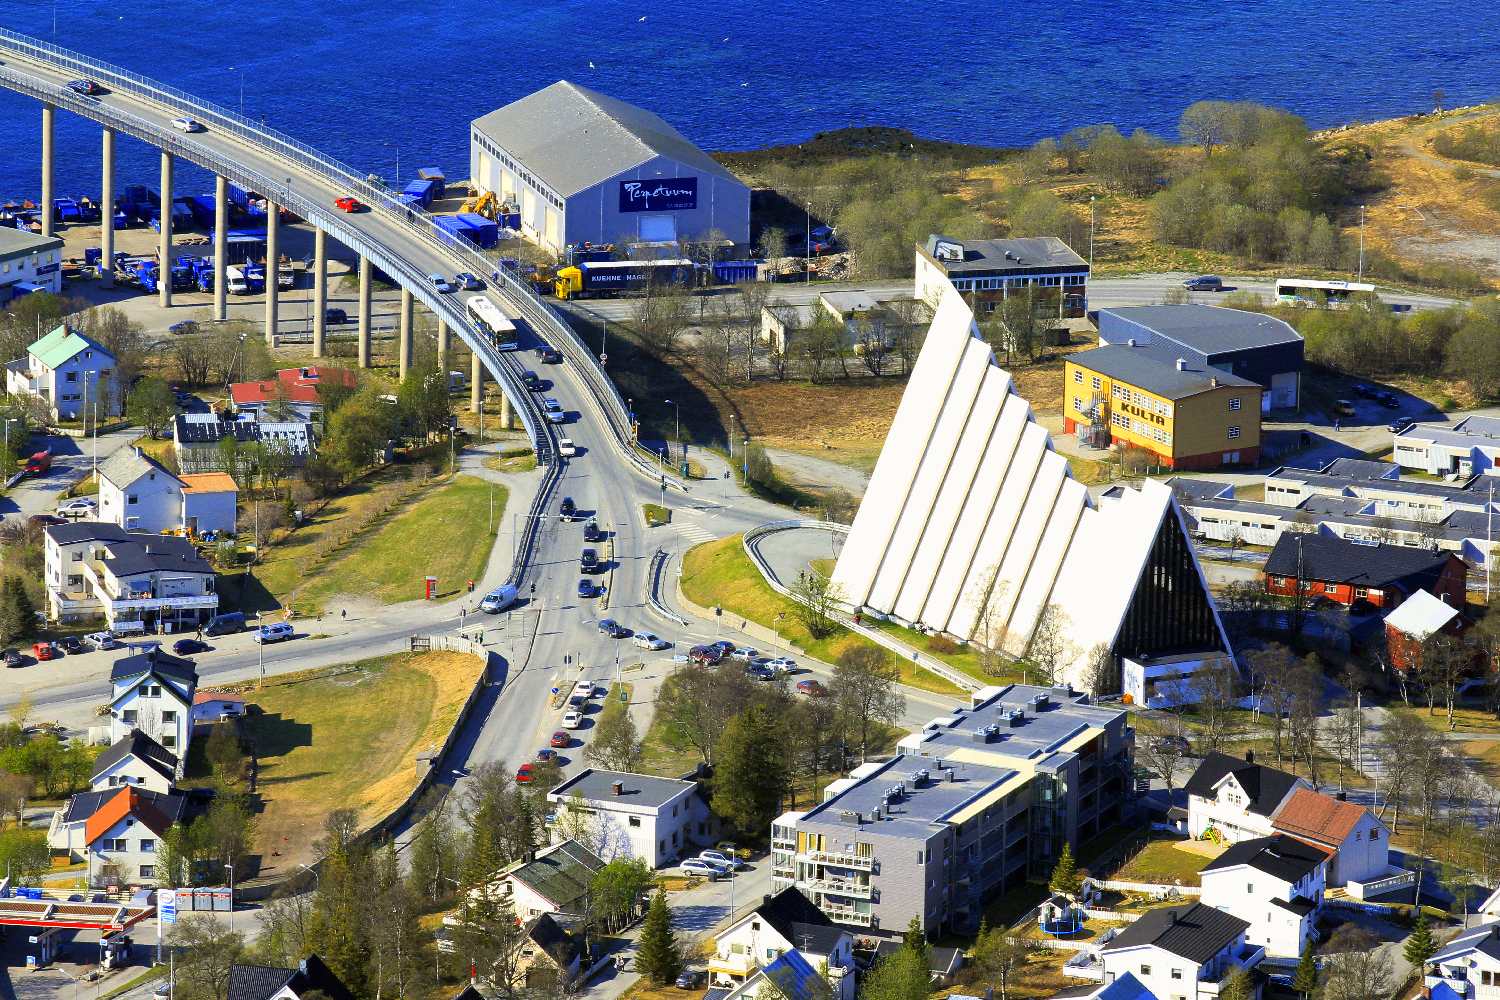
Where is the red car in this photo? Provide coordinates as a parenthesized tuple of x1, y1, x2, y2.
(515, 762, 534, 784)
(795, 679, 828, 697)
(688, 645, 724, 666)
(334, 196, 364, 213)
(32, 642, 56, 662)
(550, 731, 570, 748)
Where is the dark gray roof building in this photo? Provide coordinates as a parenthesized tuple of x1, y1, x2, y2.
(1069, 342, 1260, 401)
(497, 839, 605, 912)
(548, 768, 697, 809)
(920, 235, 1087, 277)
(1200, 834, 1328, 883)
(111, 647, 199, 688)
(91, 729, 179, 785)
(1263, 532, 1459, 591)
(227, 955, 354, 1000)
(1101, 902, 1250, 964)
(1184, 753, 1300, 817)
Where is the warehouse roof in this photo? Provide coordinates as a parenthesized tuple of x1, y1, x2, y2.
(472, 81, 743, 199)
(1100, 305, 1302, 356)
(0, 227, 63, 261)
(1070, 343, 1259, 400)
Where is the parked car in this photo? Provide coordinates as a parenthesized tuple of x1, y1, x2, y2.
(765, 656, 798, 674)
(747, 664, 775, 681)
(85, 632, 122, 651)
(729, 647, 759, 662)
(57, 636, 86, 655)
(633, 632, 670, 650)
(583, 520, 606, 543)
(1152, 735, 1191, 754)
(1389, 416, 1417, 433)
(796, 679, 828, 697)
(1351, 383, 1377, 398)
(698, 849, 746, 871)
(1333, 399, 1357, 417)
(1378, 391, 1401, 409)
(597, 618, 630, 638)
(204, 612, 246, 636)
(29, 514, 66, 528)
(168, 320, 199, 336)
(550, 731, 570, 748)
(66, 79, 105, 96)
(55, 498, 97, 518)
(2, 648, 22, 668)
(333, 196, 364, 213)
(1181, 275, 1223, 292)
(171, 117, 204, 133)
(253, 622, 294, 644)
(515, 762, 535, 784)
(325, 307, 349, 325)
(172, 638, 209, 656)
(688, 645, 723, 666)
(675, 971, 707, 990)
(709, 640, 736, 657)
(536, 747, 557, 763)
(561, 710, 584, 730)
(678, 859, 724, 880)
(454, 272, 484, 291)
(31, 642, 55, 662)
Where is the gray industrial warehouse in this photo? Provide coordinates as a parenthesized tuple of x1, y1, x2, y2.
(469, 81, 751, 254)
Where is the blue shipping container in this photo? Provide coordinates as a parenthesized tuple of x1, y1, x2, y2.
(498, 212, 520, 230)
(403, 178, 437, 207)
(713, 260, 763, 284)
(456, 213, 498, 249)
(417, 168, 446, 198)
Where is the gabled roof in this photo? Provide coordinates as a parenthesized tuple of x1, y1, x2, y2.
(789, 921, 847, 957)
(84, 786, 172, 845)
(110, 647, 199, 690)
(1101, 902, 1249, 964)
(61, 786, 203, 827)
(97, 447, 182, 492)
(1200, 834, 1329, 883)
(28, 324, 113, 369)
(99, 534, 214, 578)
(1264, 533, 1455, 590)
(227, 955, 355, 1000)
(746, 887, 834, 943)
(1384, 588, 1463, 640)
(230, 366, 356, 408)
(90, 729, 178, 784)
(524, 913, 582, 969)
(1184, 752, 1301, 816)
(872, 940, 964, 977)
(497, 839, 605, 910)
(1432, 921, 1500, 965)
(1271, 787, 1376, 847)
(471, 81, 743, 199)
(1070, 342, 1260, 401)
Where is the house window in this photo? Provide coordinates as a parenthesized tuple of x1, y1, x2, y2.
(1370, 829, 1379, 841)
(1229, 398, 1241, 411)
(122, 711, 138, 726)
(1074, 370, 1083, 384)
(67, 575, 83, 587)
(162, 734, 176, 748)
(140, 839, 156, 852)
(1247, 883, 1254, 894)
(1228, 426, 1241, 440)
(1091, 376, 1102, 391)
(66, 371, 78, 382)
(1140, 965, 1152, 976)
(162, 711, 176, 723)
(128, 495, 138, 504)
(1171, 970, 1183, 981)
(628, 817, 641, 828)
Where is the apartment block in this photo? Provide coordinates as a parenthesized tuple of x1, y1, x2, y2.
(771, 684, 1133, 936)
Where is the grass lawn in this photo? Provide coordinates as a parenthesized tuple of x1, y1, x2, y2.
(1391, 703, 1500, 735)
(643, 503, 672, 526)
(484, 450, 537, 474)
(132, 435, 176, 468)
(680, 535, 964, 697)
(298, 475, 505, 610)
(1113, 838, 1212, 887)
(240, 651, 484, 873)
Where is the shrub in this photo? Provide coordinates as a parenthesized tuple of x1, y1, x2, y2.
(926, 634, 961, 655)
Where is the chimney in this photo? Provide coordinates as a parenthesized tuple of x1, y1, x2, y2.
(611, 780, 624, 796)
(1169, 910, 1178, 926)
(1245, 749, 1255, 764)
(1176, 358, 1187, 371)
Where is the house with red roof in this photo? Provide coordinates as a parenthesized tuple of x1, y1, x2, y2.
(1270, 786, 1392, 890)
(85, 786, 175, 888)
(229, 366, 356, 421)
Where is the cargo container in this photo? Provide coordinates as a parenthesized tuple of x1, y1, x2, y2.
(403, 179, 437, 208)
(434, 216, 470, 243)
(713, 260, 763, 284)
(498, 212, 520, 231)
(188, 195, 217, 228)
(52, 198, 81, 223)
(209, 231, 268, 266)
(456, 213, 498, 249)
(417, 168, 446, 199)
(565, 243, 617, 266)
(554, 259, 697, 300)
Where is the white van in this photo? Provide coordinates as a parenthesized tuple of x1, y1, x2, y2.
(225, 265, 249, 295)
(252, 622, 294, 644)
(479, 585, 518, 614)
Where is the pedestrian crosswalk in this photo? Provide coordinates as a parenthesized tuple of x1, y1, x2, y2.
(675, 519, 718, 545)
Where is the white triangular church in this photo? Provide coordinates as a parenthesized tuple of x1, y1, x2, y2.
(831, 274, 1234, 694)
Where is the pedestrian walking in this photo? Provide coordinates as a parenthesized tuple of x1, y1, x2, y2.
(341, 608, 347, 619)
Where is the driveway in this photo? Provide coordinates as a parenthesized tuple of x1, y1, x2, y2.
(0, 427, 139, 522)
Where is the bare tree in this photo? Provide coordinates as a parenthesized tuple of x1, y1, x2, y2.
(631, 283, 694, 357)
(1136, 716, 1191, 797)
(1026, 605, 1070, 686)
(1418, 632, 1471, 729)
(1190, 663, 1243, 754)
(1287, 656, 1326, 786)
(832, 647, 906, 762)
(1328, 698, 1364, 793)
(790, 570, 845, 640)
(1179, 100, 1233, 157)
(1320, 927, 1393, 1000)
(797, 314, 846, 384)
(173, 336, 213, 386)
(1247, 644, 1296, 766)
(1081, 644, 1116, 698)
(884, 298, 929, 376)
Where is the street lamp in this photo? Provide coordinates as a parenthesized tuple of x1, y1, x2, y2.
(1089, 196, 1097, 269)
(227, 67, 245, 117)
(225, 863, 235, 932)
(805, 200, 811, 283)
(384, 142, 401, 186)
(663, 398, 680, 462)
(1358, 203, 1366, 282)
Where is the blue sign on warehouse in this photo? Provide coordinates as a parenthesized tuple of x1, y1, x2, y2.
(618, 178, 697, 213)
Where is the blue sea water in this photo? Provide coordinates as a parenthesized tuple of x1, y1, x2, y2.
(0, 0, 1497, 203)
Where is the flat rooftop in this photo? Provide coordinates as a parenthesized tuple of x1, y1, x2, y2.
(548, 768, 696, 810)
(1100, 304, 1302, 355)
(798, 752, 1019, 840)
(911, 683, 1121, 763)
(0, 226, 63, 260)
(922, 235, 1087, 276)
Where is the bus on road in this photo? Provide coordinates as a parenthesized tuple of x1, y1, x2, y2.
(1274, 277, 1376, 308)
(466, 296, 518, 351)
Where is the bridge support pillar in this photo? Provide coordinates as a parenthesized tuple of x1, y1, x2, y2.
(40, 103, 54, 238)
(500, 393, 512, 430)
(100, 127, 115, 288)
(311, 229, 327, 357)
(265, 200, 280, 345)
(470, 352, 482, 414)
(213, 176, 228, 321)
(158, 150, 174, 308)
(398, 288, 414, 379)
(356, 256, 372, 368)
(437, 321, 450, 375)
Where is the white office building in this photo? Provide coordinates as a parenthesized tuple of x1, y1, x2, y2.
(0, 227, 63, 300)
(546, 768, 713, 868)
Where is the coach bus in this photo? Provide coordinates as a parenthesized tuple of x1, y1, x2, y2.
(1274, 277, 1376, 308)
(466, 296, 518, 351)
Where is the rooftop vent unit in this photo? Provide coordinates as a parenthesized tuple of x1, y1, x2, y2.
(988, 723, 1003, 738)
(1176, 358, 1188, 371)
(872, 806, 884, 821)
(839, 809, 862, 825)
(914, 769, 931, 786)
(1005, 709, 1025, 727)
(972, 727, 991, 744)
(1127, 338, 1137, 347)
(1032, 693, 1050, 710)
(944, 768, 958, 783)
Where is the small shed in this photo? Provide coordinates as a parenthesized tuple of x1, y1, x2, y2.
(180, 473, 238, 536)
(1384, 588, 1470, 674)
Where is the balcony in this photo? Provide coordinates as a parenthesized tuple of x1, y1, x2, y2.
(1427, 975, 1471, 999)
(802, 850, 874, 870)
(709, 954, 756, 979)
(821, 905, 874, 927)
(806, 877, 873, 899)
(1197, 947, 1266, 994)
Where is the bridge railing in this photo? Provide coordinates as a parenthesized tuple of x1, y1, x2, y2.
(0, 27, 679, 490)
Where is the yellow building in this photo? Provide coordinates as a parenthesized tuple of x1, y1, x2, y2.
(1064, 344, 1263, 470)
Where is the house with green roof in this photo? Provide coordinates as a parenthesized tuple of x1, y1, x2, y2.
(5, 323, 120, 420)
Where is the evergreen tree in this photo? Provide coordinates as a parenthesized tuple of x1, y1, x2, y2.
(1292, 941, 1319, 998)
(636, 890, 682, 985)
(711, 704, 789, 835)
(0, 578, 36, 645)
(1405, 910, 1437, 971)
(902, 916, 930, 967)
(306, 839, 372, 996)
(1048, 843, 1082, 897)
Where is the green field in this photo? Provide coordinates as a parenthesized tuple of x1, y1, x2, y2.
(298, 474, 506, 610)
(680, 534, 964, 696)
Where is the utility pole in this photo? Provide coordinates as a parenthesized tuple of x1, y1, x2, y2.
(1089, 196, 1097, 269)
(1358, 204, 1366, 282)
